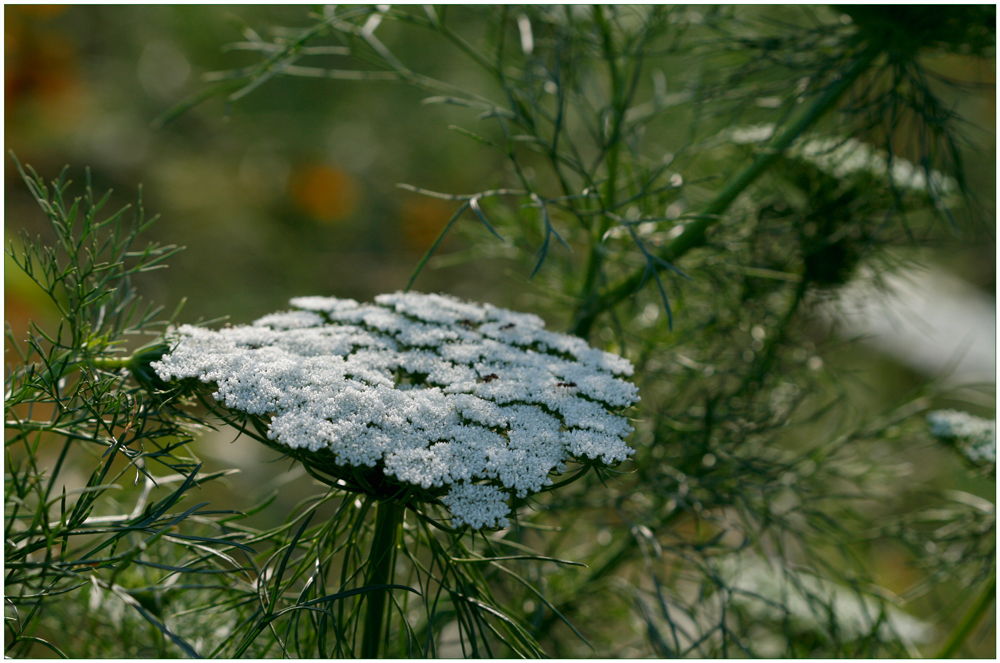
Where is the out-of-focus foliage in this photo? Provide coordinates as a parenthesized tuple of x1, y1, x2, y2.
(5, 4, 995, 658)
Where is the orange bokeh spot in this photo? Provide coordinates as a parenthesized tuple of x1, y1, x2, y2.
(11, 5, 68, 18)
(399, 196, 456, 252)
(289, 163, 360, 223)
(4, 292, 38, 346)
(4, 6, 81, 113)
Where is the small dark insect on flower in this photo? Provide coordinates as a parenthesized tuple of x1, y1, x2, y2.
(499, 323, 516, 330)
(556, 381, 577, 388)
(479, 373, 499, 383)
(457, 319, 476, 328)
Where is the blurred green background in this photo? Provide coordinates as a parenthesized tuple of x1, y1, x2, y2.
(6, 4, 993, 317)
(6, 5, 994, 310)
(6, 5, 525, 328)
(4, 5, 995, 655)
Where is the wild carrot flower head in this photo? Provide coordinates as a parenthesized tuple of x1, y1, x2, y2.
(927, 409, 996, 471)
(153, 292, 640, 529)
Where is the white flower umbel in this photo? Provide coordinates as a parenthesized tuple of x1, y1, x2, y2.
(153, 292, 640, 529)
(927, 409, 996, 470)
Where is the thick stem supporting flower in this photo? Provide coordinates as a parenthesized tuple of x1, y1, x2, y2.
(361, 498, 405, 658)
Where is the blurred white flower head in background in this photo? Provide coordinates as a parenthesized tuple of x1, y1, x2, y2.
(927, 409, 996, 469)
(727, 123, 957, 196)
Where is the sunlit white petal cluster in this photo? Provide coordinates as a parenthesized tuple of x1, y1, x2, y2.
(153, 292, 639, 528)
(927, 409, 996, 468)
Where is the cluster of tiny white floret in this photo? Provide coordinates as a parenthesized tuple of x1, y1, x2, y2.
(152, 292, 640, 529)
(726, 124, 957, 196)
(440, 484, 513, 531)
(927, 409, 996, 468)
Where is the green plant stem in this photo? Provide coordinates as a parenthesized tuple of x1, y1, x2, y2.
(87, 356, 131, 371)
(576, 5, 624, 330)
(361, 499, 405, 658)
(936, 571, 995, 658)
(570, 41, 882, 338)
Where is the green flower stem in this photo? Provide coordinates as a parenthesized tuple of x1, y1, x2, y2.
(361, 499, 405, 658)
(576, 5, 626, 331)
(87, 356, 132, 371)
(936, 570, 995, 658)
(570, 41, 882, 338)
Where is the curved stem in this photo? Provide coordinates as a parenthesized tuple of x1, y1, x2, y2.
(361, 499, 405, 658)
(936, 570, 995, 658)
(570, 41, 882, 337)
